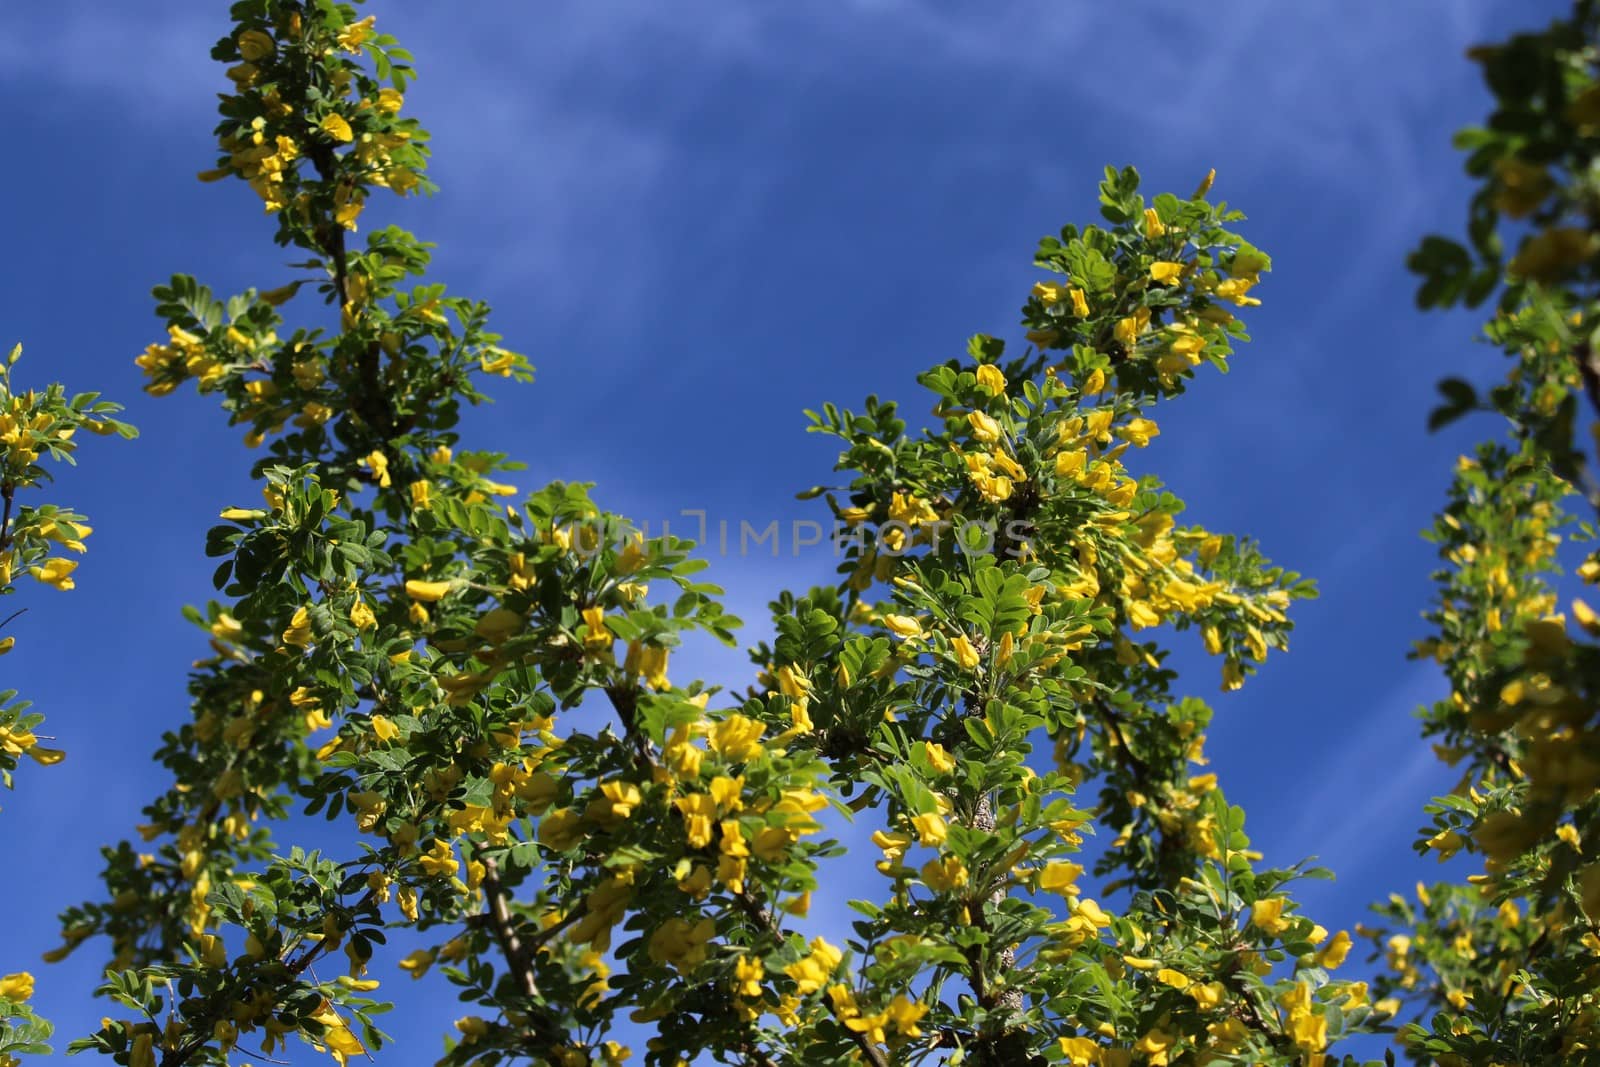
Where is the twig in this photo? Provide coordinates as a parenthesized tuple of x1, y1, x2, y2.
(479, 854, 539, 1000)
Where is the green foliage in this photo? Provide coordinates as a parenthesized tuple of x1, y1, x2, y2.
(1368, 1, 1600, 1063)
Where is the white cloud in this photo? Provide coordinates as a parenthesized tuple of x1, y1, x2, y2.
(1283, 664, 1455, 876)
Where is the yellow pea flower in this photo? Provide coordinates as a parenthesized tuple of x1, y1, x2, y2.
(362, 449, 391, 487)
(911, 812, 947, 846)
(1250, 896, 1291, 935)
(480, 350, 517, 376)
(967, 411, 1002, 443)
(883, 615, 924, 640)
(1316, 929, 1352, 969)
(708, 714, 766, 763)
(237, 29, 274, 61)
(281, 605, 314, 648)
(337, 14, 376, 52)
(646, 916, 716, 973)
(0, 972, 34, 1001)
(1033, 281, 1068, 305)
(975, 364, 1007, 395)
(921, 855, 969, 891)
(28, 558, 77, 590)
(1116, 418, 1160, 447)
(1038, 861, 1083, 895)
(321, 113, 355, 143)
(1058, 1036, 1100, 1065)
(1221, 659, 1244, 691)
(349, 598, 377, 631)
(951, 634, 981, 670)
(405, 579, 452, 602)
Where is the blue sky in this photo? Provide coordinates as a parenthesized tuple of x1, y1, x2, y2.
(0, 0, 1570, 1060)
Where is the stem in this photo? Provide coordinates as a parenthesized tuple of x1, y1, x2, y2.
(479, 853, 539, 1000)
(0, 481, 14, 550)
(603, 684, 658, 773)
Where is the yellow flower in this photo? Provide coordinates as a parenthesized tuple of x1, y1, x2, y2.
(1116, 417, 1159, 447)
(538, 808, 585, 852)
(237, 28, 275, 61)
(967, 411, 1002, 443)
(480, 350, 517, 376)
(951, 634, 981, 670)
(281, 605, 314, 648)
(1213, 277, 1260, 306)
(1058, 1036, 1101, 1065)
(1143, 207, 1166, 238)
(921, 854, 968, 891)
(1133, 1027, 1174, 1066)
(28, 558, 77, 590)
(885, 993, 927, 1037)
(784, 937, 842, 994)
(1069, 287, 1090, 317)
(1033, 281, 1069, 305)
(882, 615, 924, 640)
(1113, 308, 1150, 345)
(362, 449, 391, 487)
(337, 14, 377, 52)
(732, 954, 765, 998)
(647, 916, 716, 973)
(475, 607, 524, 645)
(975, 363, 1007, 395)
(349, 598, 377, 631)
(1150, 261, 1185, 284)
(321, 113, 355, 143)
(709, 715, 766, 763)
(911, 812, 948, 846)
(405, 578, 452, 602)
(1155, 968, 1190, 990)
(0, 973, 34, 1001)
(1286, 1008, 1327, 1052)
(27, 744, 64, 765)
(1250, 896, 1291, 935)
(1316, 929, 1352, 969)
(1038, 861, 1083, 896)
(1221, 659, 1244, 691)
(369, 715, 400, 744)
(923, 742, 955, 774)
(417, 838, 458, 877)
